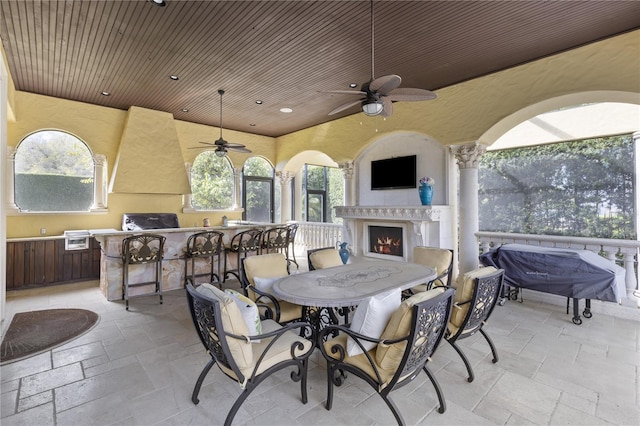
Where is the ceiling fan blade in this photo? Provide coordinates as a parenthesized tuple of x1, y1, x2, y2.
(369, 74, 401, 94)
(387, 87, 437, 101)
(329, 99, 365, 115)
(381, 97, 393, 117)
(225, 142, 247, 149)
(228, 146, 252, 153)
(320, 90, 367, 96)
(197, 141, 216, 146)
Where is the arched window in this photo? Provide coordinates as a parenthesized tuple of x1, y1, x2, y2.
(14, 130, 94, 212)
(191, 151, 234, 210)
(243, 157, 274, 223)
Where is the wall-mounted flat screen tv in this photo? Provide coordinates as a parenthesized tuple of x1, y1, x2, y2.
(371, 155, 417, 190)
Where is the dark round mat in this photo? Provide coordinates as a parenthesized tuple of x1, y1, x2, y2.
(1, 308, 99, 364)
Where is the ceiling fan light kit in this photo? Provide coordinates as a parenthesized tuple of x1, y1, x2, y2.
(362, 101, 384, 116)
(190, 89, 252, 156)
(323, 0, 436, 118)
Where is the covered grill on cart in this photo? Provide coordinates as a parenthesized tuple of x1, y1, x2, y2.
(479, 243, 625, 324)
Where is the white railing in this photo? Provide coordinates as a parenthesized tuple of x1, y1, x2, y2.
(476, 231, 640, 296)
(291, 221, 343, 255)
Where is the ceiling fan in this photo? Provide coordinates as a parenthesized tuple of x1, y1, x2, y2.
(191, 89, 251, 157)
(323, 0, 437, 117)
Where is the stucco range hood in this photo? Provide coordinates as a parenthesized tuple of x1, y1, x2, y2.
(109, 106, 190, 195)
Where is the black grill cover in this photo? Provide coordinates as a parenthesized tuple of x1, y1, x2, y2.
(122, 213, 180, 231)
(479, 243, 625, 303)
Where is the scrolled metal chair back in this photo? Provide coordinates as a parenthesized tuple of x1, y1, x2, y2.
(395, 288, 454, 383)
(122, 234, 165, 264)
(187, 230, 224, 257)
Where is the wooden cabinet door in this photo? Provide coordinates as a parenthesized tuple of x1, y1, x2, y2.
(6, 238, 100, 289)
(6, 240, 56, 288)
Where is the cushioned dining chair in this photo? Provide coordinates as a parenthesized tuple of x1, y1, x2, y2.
(319, 287, 455, 425)
(446, 266, 504, 383)
(408, 246, 454, 295)
(260, 226, 295, 273)
(186, 283, 313, 426)
(240, 253, 305, 324)
(307, 246, 343, 271)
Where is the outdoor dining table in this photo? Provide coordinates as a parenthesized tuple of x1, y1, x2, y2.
(270, 258, 436, 342)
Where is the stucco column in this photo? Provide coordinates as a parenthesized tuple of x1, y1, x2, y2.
(91, 154, 108, 210)
(182, 163, 193, 210)
(277, 170, 294, 222)
(633, 131, 640, 297)
(233, 167, 242, 209)
(338, 161, 355, 206)
(6, 146, 18, 211)
(450, 142, 486, 274)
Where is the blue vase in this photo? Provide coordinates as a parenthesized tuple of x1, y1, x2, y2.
(419, 184, 433, 206)
(338, 242, 350, 264)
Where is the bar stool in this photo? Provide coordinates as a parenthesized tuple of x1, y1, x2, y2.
(285, 223, 299, 271)
(261, 226, 289, 254)
(223, 228, 263, 282)
(184, 230, 224, 288)
(121, 234, 165, 311)
(262, 226, 295, 273)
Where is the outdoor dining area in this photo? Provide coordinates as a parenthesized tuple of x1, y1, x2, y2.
(2, 246, 638, 425)
(185, 240, 505, 426)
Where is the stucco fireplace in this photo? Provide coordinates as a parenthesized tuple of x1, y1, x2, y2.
(335, 206, 454, 262)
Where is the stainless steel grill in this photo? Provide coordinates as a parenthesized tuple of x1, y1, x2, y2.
(122, 213, 180, 231)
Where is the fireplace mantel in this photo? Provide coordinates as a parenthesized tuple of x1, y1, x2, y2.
(335, 205, 446, 221)
(335, 205, 453, 262)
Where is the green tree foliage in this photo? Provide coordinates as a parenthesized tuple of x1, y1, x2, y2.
(479, 134, 635, 239)
(191, 151, 233, 209)
(15, 131, 93, 177)
(14, 130, 94, 211)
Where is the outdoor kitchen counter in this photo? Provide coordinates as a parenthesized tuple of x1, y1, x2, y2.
(90, 224, 271, 301)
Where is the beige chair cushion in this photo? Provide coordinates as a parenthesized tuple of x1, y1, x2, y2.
(243, 253, 289, 299)
(309, 249, 343, 269)
(375, 287, 445, 371)
(195, 283, 253, 369)
(218, 319, 313, 385)
(449, 266, 498, 331)
(411, 246, 452, 292)
(243, 253, 303, 322)
(323, 334, 396, 389)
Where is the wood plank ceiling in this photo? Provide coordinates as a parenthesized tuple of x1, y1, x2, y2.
(1, 0, 639, 139)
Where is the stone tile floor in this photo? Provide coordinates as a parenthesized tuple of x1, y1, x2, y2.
(1, 280, 639, 425)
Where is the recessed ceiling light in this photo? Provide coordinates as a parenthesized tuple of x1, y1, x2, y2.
(100, 91, 110, 96)
(169, 75, 179, 81)
(149, 0, 167, 7)
(280, 107, 293, 113)
(181, 108, 189, 112)
(250, 123, 256, 126)
(255, 100, 263, 105)
(349, 83, 358, 88)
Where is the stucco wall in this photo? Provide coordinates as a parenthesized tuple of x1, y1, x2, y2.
(276, 30, 640, 164)
(4, 30, 640, 238)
